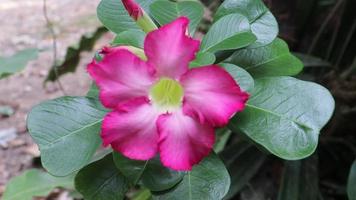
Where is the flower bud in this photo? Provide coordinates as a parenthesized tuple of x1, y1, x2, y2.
(121, 0, 157, 33)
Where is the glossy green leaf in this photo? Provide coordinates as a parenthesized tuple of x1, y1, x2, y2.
(213, 128, 232, 153)
(298, 155, 319, 200)
(112, 30, 146, 48)
(200, 14, 256, 53)
(190, 52, 216, 68)
(348, 160, 356, 200)
(150, 0, 204, 34)
(229, 77, 335, 159)
(27, 97, 108, 176)
(277, 155, 318, 200)
(220, 63, 254, 92)
(113, 153, 184, 191)
(215, 0, 278, 48)
(3, 169, 74, 200)
(278, 161, 301, 200)
(133, 189, 152, 200)
(0, 48, 38, 79)
(75, 155, 129, 200)
(227, 38, 303, 78)
(248, 11, 278, 48)
(153, 153, 230, 200)
(220, 141, 266, 199)
(97, 0, 155, 34)
(215, 0, 267, 22)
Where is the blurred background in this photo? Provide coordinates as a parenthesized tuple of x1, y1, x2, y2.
(0, 0, 355, 199)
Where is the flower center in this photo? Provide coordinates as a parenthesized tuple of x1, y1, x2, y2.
(150, 78, 184, 109)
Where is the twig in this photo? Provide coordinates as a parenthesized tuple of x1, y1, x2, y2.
(335, 19, 356, 69)
(340, 56, 356, 79)
(325, 1, 345, 61)
(307, 0, 344, 55)
(43, 0, 66, 95)
(208, 0, 222, 13)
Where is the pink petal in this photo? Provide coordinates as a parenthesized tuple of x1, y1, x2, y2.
(144, 16, 200, 79)
(87, 48, 156, 109)
(101, 97, 160, 160)
(180, 65, 249, 127)
(157, 110, 215, 171)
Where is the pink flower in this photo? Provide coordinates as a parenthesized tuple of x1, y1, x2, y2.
(88, 17, 249, 171)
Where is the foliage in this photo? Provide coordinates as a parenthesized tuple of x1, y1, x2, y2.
(150, 0, 204, 35)
(75, 155, 129, 200)
(4, 0, 342, 199)
(27, 97, 108, 176)
(0, 48, 38, 79)
(2, 169, 74, 200)
(348, 160, 356, 200)
(152, 153, 230, 200)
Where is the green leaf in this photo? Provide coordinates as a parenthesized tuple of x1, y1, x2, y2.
(153, 153, 230, 200)
(348, 160, 356, 200)
(277, 155, 319, 200)
(227, 38, 303, 78)
(215, 0, 278, 48)
(190, 52, 216, 68)
(213, 128, 232, 153)
(201, 14, 256, 53)
(220, 141, 266, 200)
(293, 53, 331, 68)
(112, 30, 146, 48)
(220, 63, 254, 92)
(278, 161, 301, 200)
(215, 0, 268, 22)
(133, 189, 152, 200)
(0, 48, 38, 79)
(150, 0, 204, 34)
(46, 27, 107, 82)
(3, 169, 74, 200)
(97, 0, 155, 34)
(229, 77, 335, 159)
(27, 96, 108, 176)
(0, 106, 15, 117)
(298, 155, 319, 200)
(248, 10, 278, 48)
(87, 83, 99, 99)
(113, 153, 184, 191)
(75, 155, 129, 200)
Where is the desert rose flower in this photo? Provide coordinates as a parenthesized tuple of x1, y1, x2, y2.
(87, 17, 249, 171)
(121, 0, 157, 33)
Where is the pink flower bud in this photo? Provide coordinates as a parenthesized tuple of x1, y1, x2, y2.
(122, 0, 143, 20)
(121, 0, 157, 33)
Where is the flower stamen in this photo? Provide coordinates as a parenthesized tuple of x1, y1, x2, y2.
(150, 78, 184, 111)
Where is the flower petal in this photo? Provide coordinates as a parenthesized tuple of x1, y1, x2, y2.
(101, 97, 160, 160)
(87, 48, 156, 109)
(144, 16, 200, 79)
(157, 110, 215, 171)
(181, 65, 249, 127)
